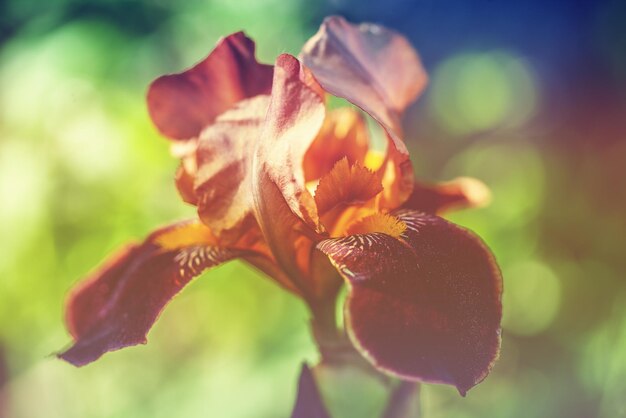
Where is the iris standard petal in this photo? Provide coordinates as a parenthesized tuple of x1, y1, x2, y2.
(147, 32, 273, 140)
(301, 17, 427, 208)
(303, 108, 370, 182)
(300, 15, 427, 149)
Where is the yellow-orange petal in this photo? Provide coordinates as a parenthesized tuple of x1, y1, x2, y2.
(345, 213, 407, 239)
(303, 108, 370, 182)
(314, 157, 383, 216)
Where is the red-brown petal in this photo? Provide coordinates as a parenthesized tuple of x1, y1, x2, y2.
(169, 140, 200, 205)
(195, 95, 271, 236)
(147, 32, 273, 140)
(254, 54, 326, 232)
(403, 177, 492, 214)
(59, 221, 252, 366)
(301, 17, 427, 209)
(251, 54, 345, 300)
(317, 210, 502, 395)
(300, 16, 427, 148)
(175, 161, 198, 205)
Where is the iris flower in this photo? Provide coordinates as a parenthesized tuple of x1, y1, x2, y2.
(59, 16, 502, 397)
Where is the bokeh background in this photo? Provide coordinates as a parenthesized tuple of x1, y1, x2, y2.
(1, 0, 625, 417)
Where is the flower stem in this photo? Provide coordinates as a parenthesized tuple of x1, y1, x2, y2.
(309, 299, 342, 358)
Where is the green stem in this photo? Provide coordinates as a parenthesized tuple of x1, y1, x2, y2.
(309, 299, 343, 359)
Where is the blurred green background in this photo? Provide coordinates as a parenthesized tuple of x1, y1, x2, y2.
(1, 0, 625, 417)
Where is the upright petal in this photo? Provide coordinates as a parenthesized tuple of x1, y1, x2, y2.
(300, 16, 427, 147)
(172, 140, 199, 205)
(303, 108, 370, 182)
(195, 95, 271, 237)
(59, 221, 275, 366)
(317, 210, 502, 395)
(147, 32, 273, 140)
(254, 54, 326, 232)
(252, 54, 346, 301)
(301, 17, 426, 208)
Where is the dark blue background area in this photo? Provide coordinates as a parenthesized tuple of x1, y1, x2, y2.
(314, 0, 611, 70)
(312, 0, 626, 108)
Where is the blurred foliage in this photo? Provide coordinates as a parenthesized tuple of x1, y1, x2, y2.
(1, 0, 625, 417)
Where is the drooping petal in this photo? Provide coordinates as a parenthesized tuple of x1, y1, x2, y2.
(147, 32, 273, 140)
(303, 108, 370, 182)
(403, 177, 492, 214)
(317, 210, 502, 395)
(300, 16, 427, 148)
(195, 95, 271, 237)
(290, 364, 331, 418)
(59, 221, 270, 366)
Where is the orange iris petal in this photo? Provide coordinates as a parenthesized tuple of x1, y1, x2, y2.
(314, 157, 383, 216)
(303, 108, 370, 182)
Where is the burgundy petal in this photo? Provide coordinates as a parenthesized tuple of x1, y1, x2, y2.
(59, 221, 249, 366)
(300, 15, 427, 149)
(317, 210, 502, 395)
(290, 364, 331, 418)
(147, 32, 273, 140)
